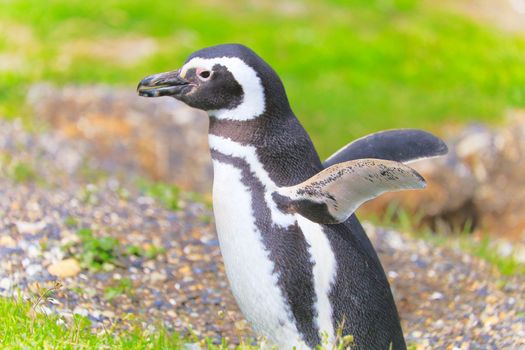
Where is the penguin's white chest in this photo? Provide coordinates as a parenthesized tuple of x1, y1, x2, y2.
(212, 161, 306, 348)
(208, 135, 338, 349)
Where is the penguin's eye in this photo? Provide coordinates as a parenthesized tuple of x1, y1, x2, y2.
(196, 68, 212, 81)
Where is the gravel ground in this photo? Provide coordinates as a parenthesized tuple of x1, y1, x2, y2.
(0, 119, 524, 349)
(367, 225, 525, 349)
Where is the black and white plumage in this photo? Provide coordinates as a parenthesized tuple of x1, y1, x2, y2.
(137, 44, 447, 350)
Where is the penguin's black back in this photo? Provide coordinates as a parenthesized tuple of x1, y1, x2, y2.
(209, 113, 406, 349)
(328, 216, 406, 349)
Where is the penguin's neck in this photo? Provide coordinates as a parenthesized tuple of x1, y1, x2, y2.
(208, 113, 323, 187)
(209, 114, 290, 146)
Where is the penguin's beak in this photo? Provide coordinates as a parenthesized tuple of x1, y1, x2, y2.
(137, 69, 191, 97)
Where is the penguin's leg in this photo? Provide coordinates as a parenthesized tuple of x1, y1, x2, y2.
(323, 129, 448, 168)
(273, 158, 426, 224)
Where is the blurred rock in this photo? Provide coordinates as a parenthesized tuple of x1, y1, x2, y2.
(27, 84, 212, 192)
(0, 236, 16, 248)
(361, 110, 525, 242)
(15, 220, 48, 235)
(47, 258, 81, 278)
(25, 85, 525, 241)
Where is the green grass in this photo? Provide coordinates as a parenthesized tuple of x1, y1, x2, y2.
(1, 0, 525, 157)
(0, 293, 423, 349)
(427, 232, 525, 277)
(0, 292, 362, 349)
(0, 294, 230, 349)
(0, 283, 258, 349)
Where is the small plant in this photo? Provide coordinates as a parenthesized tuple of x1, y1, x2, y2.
(28, 281, 62, 316)
(104, 278, 133, 301)
(137, 179, 181, 211)
(2, 159, 39, 183)
(0, 152, 11, 169)
(64, 216, 79, 228)
(126, 244, 143, 256)
(80, 184, 99, 205)
(116, 186, 130, 200)
(186, 191, 213, 209)
(143, 244, 166, 260)
(125, 244, 166, 260)
(198, 214, 212, 225)
(70, 286, 85, 296)
(39, 237, 49, 251)
(76, 228, 120, 271)
(316, 319, 354, 350)
(64, 228, 167, 272)
(79, 161, 109, 183)
(11, 162, 37, 183)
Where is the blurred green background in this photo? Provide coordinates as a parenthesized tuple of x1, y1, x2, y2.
(1, 0, 525, 157)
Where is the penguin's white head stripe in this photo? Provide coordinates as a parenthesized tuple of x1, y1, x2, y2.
(181, 57, 266, 121)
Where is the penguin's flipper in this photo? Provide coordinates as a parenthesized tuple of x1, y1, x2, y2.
(323, 129, 448, 168)
(273, 159, 426, 224)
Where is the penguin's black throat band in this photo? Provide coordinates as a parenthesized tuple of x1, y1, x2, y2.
(137, 70, 192, 97)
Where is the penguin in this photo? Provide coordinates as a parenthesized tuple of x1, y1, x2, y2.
(137, 44, 447, 350)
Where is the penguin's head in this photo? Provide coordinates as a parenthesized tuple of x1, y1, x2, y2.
(137, 44, 290, 121)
